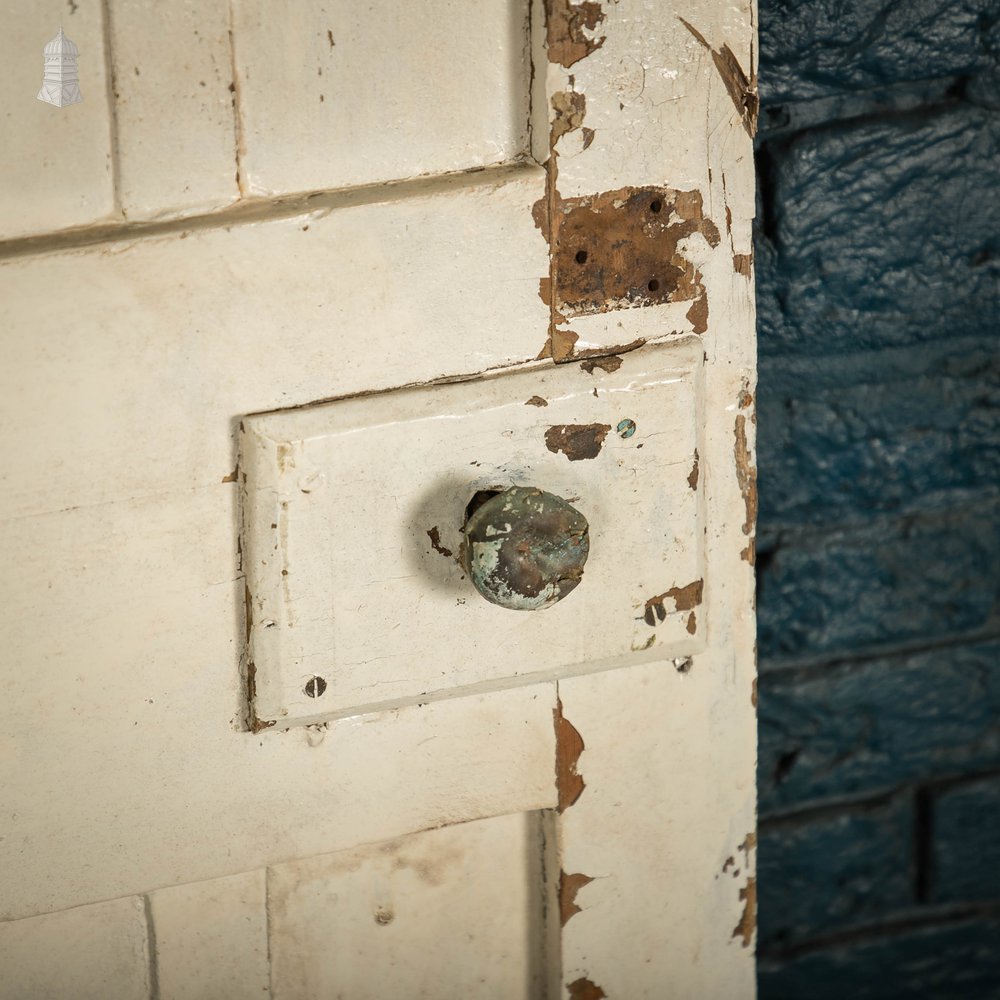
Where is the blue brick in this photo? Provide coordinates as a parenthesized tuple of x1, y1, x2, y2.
(757, 501, 1000, 663)
(756, 105, 1000, 360)
(758, 797, 914, 949)
(757, 340, 1000, 527)
(759, 917, 1000, 999)
(931, 774, 1000, 903)
(758, 0, 1000, 104)
(758, 640, 1000, 814)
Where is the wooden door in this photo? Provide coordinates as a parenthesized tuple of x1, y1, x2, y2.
(0, 1, 757, 997)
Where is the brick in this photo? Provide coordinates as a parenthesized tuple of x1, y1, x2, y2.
(0, 896, 149, 1000)
(757, 338, 1000, 527)
(109, 0, 239, 219)
(757, 502, 1000, 663)
(930, 774, 1000, 904)
(758, 797, 914, 949)
(148, 870, 268, 1000)
(758, 640, 1000, 815)
(756, 105, 1000, 360)
(758, 0, 999, 104)
(758, 917, 1000, 999)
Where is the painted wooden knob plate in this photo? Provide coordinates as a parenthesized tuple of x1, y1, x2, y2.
(463, 486, 590, 611)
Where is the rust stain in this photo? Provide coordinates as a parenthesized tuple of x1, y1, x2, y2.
(686, 611, 697, 634)
(735, 411, 757, 563)
(687, 448, 700, 490)
(643, 579, 704, 626)
(526, 395, 549, 407)
(545, 423, 612, 461)
(554, 697, 586, 812)
(733, 252, 753, 276)
(559, 871, 595, 926)
(567, 978, 607, 999)
(545, 0, 606, 68)
(549, 186, 719, 318)
(551, 89, 587, 144)
(221, 467, 238, 483)
(679, 17, 759, 137)
(733, 877, 757, 947)
(580, 355, 623, 374)
(426, 526, 453, 558)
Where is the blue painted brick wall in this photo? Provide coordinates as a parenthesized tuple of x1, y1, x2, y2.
(755, 0, 1000, 993)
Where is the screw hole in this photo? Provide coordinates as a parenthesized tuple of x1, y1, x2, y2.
(650, 199, 662, 213)
(575, 249, 588, 264)
(647, 278, 660, 292)
(304, 676, 327, 698)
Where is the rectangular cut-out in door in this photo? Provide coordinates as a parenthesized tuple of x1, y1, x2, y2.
(241, 338, 705, 729)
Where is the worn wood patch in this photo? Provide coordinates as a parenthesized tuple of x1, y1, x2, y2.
(544, 0, 607, 68)
(547, 187, 720, 320)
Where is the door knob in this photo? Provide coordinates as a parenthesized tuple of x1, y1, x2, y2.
(463, 486, 590, 610)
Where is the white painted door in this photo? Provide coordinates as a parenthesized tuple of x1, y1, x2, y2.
(0, 1, 757, 997)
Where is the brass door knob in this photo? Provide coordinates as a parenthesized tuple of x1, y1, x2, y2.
(463, 486, 590, 610)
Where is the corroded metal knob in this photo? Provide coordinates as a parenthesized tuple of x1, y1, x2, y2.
(463, 486, 589, 611)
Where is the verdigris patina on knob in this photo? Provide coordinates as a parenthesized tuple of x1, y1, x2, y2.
(463, 486, 590, 611)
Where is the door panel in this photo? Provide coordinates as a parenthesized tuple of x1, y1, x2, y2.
(0, 0, 757, 995)
(269, 813, 549, 1000)
(231, 0, 533, 196)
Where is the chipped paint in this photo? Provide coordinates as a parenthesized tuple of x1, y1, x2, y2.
(535, 5, 717, 361)
(734, 405, 757, 564)
(580, 355, 623, 374)
(544, 0, 606, 68)
(426, 526, 453, 558)
(733, 252, 753, 276)
(525, 395, 549, 407)
(679, 17, 759, 137)
(688, 448, 700, 490)
(643, 579, 704, 626)
(554, 697, 586, 812)
(732, 877, 756, 947)
(686, 611, 697, 634)
(567, 977, 608, 999)
(560, 871, 595, 926)
(545, 423, 612, 460)
(551, 89, 587, 144)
